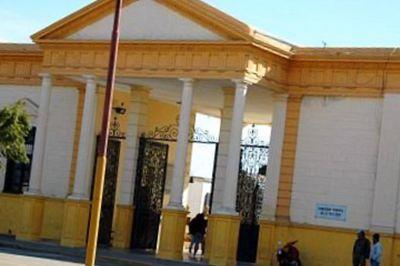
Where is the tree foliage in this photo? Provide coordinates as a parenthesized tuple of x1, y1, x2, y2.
(0, 101, 30, 169)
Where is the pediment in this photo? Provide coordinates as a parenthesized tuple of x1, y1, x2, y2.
(68, 0, 224, 41)
(32, 0, 252, 42)
(31, 0, 295, 59)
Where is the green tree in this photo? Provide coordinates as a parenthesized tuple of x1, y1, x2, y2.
(0, 101, 30, 169)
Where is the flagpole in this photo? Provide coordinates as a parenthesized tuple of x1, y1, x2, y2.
(85, 0, 123, 265)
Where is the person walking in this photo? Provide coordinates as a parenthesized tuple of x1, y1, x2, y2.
(352, 230, 371, 266)
(188, 213, 207, 257)
(370, 233, 383, 266)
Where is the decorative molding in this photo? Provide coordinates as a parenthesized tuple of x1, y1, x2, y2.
(287, 60, 400, 96)
(41, 42, 247, 77)
(0, 55, 42, 85)
(0, 53, 83, 88)
(36, 42, 290, 92)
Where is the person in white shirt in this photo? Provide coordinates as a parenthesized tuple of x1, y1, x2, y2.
(370, 233, 383, 266)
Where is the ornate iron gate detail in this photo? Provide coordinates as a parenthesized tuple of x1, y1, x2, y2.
(97, 139, 121, 246)
(236, 124, 269, 263)
(237, 125, 269, 224)
(145, 120, 218, 144)
(130, 121, 218, 249)
(131, 138, 169, 249)
(236, 172, 266, 225)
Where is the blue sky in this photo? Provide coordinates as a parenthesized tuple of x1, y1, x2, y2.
(1, 0, 400, 47)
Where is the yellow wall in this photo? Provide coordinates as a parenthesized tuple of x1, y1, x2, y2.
(41, 198, 65, 240)
(257, 221, 400, 266)
(0, 193, 21, 235)
(0, 193, 65, 241)
(146, 99, 180, 132)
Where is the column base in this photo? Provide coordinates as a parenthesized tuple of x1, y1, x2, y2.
(256, 219, 276, 266)
(205, 213, 240, 266)
(112, 205, 134, 249)
(16, 195, 45, 241)
(60, 199, 90, 248)
(157, 208, 188, 260)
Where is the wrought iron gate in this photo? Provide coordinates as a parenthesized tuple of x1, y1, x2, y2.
(131, 119, 219, 250)
(131, 138, 169, 249)
(95, 139, 121, 246)
(236, 125, 269, 263)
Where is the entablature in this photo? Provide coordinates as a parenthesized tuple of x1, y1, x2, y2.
(37, 41, 289, 92)
(287, 59, 400, 97)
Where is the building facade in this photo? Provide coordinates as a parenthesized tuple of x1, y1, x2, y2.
(1, 0, 400, 265)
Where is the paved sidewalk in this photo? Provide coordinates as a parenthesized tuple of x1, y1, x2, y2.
(0, 246, 83, 266)
(0, 236, 205, 266)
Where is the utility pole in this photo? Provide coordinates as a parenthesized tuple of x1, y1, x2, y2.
(85, 0, 123, 265)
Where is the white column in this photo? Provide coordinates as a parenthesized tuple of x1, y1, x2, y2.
(28, 73, 52, 195)
(212, 88, 235, 211)
(70, 75, 97, 199)
(261, 94, 288, 220)
(218, 80, 249, 214)
(168, 78, 194, 209)
(371, 94, 400, 233)
(118, 87, 149, 205)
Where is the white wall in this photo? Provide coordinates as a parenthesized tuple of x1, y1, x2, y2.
(291, 96, 382, 229)
(0, 85, 78, 198)
(371, 94, 400, 233)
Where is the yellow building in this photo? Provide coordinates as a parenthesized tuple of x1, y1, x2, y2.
(1, 0, 400, 265)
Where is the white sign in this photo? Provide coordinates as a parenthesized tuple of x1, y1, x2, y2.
(315, 203, 347, 221)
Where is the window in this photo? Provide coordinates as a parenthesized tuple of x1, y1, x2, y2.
(3, 127, 36, 194)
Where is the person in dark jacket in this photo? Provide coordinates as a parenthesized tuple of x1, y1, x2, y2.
(353, 230, 371, 266)
(189, 213, 207, 256)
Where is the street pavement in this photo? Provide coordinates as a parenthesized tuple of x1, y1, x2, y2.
(0, 247, 83, 266)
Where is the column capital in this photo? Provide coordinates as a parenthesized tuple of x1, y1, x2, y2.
(82, 74, 97, 82)
(231, 79, 252, 87)
(179, 78, 194, 85)
(39, 73, 51, 79)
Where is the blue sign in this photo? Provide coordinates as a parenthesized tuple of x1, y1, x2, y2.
(315, 203, 347, 221)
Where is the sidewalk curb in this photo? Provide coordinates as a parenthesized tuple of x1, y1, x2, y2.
(0, 237, 204, 266)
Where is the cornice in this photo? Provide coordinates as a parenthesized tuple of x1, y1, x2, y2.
(31, 0, 135, 41)
(292, 47, 400, 63)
